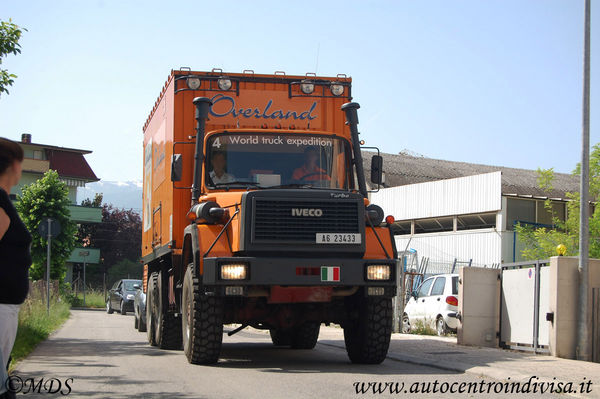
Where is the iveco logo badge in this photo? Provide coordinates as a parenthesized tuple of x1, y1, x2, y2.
(291, 208, 323, 217)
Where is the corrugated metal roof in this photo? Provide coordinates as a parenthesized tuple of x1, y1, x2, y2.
(362, 151, 579, 201)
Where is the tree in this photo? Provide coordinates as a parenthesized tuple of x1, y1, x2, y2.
(16, 170, 77, 281)
(516, 143, 600, 260)
(0, 19, 25, 95)
(76, 201, 142, 271)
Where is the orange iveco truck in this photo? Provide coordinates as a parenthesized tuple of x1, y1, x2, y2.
(141, 69, 397, 364)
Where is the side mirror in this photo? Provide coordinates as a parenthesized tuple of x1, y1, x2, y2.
(171, 154, 183, 182)
(370, 155, 383, 185)
(133, 284, 141, 290)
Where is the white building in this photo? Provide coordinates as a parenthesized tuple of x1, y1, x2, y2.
(364, 152, 579, 270)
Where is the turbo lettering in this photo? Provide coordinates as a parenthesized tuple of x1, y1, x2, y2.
(209, 94, 318, 121)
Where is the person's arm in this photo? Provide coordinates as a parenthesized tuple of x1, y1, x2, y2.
(0, 207, 10, 241)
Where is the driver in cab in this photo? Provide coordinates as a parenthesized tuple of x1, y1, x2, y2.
(292, 146, 330, 182)
(209, 151, 234, 185)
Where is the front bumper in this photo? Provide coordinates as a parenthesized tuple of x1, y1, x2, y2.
(202, 257, 396, 287)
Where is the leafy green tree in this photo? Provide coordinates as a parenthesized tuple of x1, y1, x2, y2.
(516, 144, 600, 260)
(0, 19, 25, 95)
(16, 170, 77, 281)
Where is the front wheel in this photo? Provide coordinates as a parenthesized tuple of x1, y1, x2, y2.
(106, 300, 114, 314)
(182, 264, 223, 364)
(343, 296, 392, 364)
(120, 300, 127, 315)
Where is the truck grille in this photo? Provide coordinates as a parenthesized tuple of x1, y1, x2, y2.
(252, 198, 361, 243)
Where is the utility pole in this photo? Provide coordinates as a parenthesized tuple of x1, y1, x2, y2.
(46, 218, 52, 316)
(577, 0, 591, 362)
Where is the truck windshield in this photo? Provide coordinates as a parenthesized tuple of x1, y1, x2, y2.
(205, 133, 352, 189)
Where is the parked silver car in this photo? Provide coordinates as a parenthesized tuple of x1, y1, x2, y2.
(133, 283, 147, 332)
(402, 273, 459, 336)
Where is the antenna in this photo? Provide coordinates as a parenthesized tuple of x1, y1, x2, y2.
(314, 42, 320, 74)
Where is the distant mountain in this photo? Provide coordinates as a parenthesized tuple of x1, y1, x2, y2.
(78, 181, 142, 212)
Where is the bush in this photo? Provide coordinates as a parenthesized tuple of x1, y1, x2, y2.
(409, 318, 438, 336)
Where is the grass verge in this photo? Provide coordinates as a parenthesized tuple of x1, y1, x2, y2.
(66, 289, 106, 308)
(8, 296, 70, 372)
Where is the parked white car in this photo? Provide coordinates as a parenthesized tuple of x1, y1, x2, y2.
(402, 273, 459, 336)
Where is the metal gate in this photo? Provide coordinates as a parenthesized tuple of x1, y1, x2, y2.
(499, 260, 550, 353)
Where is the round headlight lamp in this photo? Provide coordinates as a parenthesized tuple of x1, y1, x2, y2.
(330, 83, 344, 96)
(218, 77, 232, 90)
(186, 76, 201, 90)
(300, 80, 315, 94)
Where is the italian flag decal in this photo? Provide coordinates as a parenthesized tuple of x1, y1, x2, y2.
(321, 266, 340, 282)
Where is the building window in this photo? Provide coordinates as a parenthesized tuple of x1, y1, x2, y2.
(457, 212, 497, 230)
(536, 200, 566, 226)
(506, 198, 536, 230)
(414, 216, 454, 234)
(33, 150, 43, 160)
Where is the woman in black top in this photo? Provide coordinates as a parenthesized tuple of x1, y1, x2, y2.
(0, 137, 31, 397)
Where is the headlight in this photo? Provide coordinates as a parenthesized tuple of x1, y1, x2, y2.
(218, 77, 232, 90)
(126, 294, 135, 300)
(366, 265, 391, 281)
(221, 263, 247, 280)
(330, 83, 344, 96)
(300, 80, 315, 94)
(187, 76, 201, 90)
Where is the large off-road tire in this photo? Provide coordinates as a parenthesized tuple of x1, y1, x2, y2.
(269, 329, 292, 346)
(153, 271, 182, 350)
(182, 264, 224, 364)
(291, 322, 320, 349)
(106, 300, 113, 314)
(146, 274, 157, 346)
(343, 296, 392, 364)
(138, 307, 147, 333)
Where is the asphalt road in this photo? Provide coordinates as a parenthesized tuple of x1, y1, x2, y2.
(11, 310, 565, 399)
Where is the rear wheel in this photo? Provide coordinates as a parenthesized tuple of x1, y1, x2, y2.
(146, 274, 157, 346)
(436, 317, 448, 336)
(138, 306, 147, 332)
(343, 296, 392, 364)
(182, 264, 224, 364)
(291, 323, 320, 349)
(153, 271, 182, 349)
(401, 314, 411, 333)
(269, 329, 292, 346)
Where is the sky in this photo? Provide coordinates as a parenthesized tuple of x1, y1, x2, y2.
(1, 0, 598, 182)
